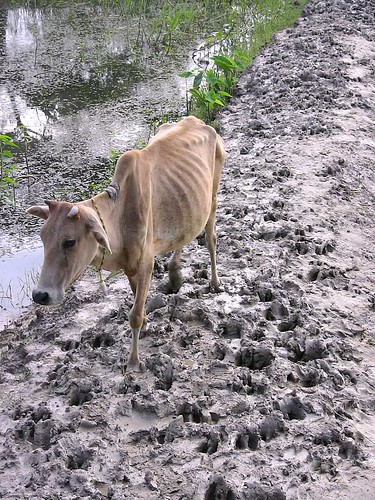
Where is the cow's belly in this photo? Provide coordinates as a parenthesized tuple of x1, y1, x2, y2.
(153, 219, 207, 254)
(152, 161, 213, 254)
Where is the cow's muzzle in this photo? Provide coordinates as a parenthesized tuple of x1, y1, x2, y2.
(32, 289, 51, 305)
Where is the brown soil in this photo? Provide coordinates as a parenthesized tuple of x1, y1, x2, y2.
(1, 0, 374, 498)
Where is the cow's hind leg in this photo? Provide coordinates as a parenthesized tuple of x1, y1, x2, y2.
(205, 198, 221, 292)
(166, 248, 183, 293)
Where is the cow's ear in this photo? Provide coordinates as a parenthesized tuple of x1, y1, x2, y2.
(94, 231, 112, 254)
(27, 205, 50, 220)
(89, 220, 112, 254)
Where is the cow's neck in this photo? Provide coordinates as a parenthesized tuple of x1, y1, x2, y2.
(83, 189, 120, 277)
(87, 190, 117, 244)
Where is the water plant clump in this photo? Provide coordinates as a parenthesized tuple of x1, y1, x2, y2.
(180, 52, 250, 122)
(0, 134, 20, 206)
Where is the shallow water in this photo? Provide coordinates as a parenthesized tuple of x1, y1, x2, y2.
(0, 5, 188, 154)
(0, 246, 43, 328)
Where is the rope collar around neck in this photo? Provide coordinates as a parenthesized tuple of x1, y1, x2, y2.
(91, 197, 108, 295)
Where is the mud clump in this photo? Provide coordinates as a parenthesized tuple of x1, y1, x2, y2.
(1, 0, 375, 498)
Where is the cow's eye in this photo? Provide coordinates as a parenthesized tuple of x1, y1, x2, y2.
(63, 239, 76, 249)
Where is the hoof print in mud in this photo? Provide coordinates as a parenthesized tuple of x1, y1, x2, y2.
(277, 315, 300, 332)
(15, 419, 56, 451)
(218, 319, 243, 339)
(257, 286, 274, 302)
(205, 475, 237, 500)
(92, 331, 115, 349)
(235, 344, 274, 370)
(288, 338, 328, 363)
(259, 413, 286, 442)
(314, 240, 335, 255)
(231, 368, 253, 394)
(265, 300, 289, 321)
(235, 426, 259, 451)
(68, 381, 95, 406)
(147, 353, 174, 391)
(279, 395, 307, 420)
(198, 430, 220, 455)
(242, 482, 286, 500)
(67, 447, 93, 471)
(62, 339, 80, 351)
(294, 364, 323, 387)
(178, 401, 205, 424)
(120, 372, 142, 394)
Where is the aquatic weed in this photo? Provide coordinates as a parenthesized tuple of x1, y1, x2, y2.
(0, 134, 19, 206)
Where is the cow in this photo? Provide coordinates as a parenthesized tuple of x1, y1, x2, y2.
(27, 116, 225, 371)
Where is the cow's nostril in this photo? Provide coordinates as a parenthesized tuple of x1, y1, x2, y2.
(32, 290, 50, 305)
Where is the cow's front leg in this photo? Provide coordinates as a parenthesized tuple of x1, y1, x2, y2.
(127, 257, 154, 371)
(127, 274, 147, 329)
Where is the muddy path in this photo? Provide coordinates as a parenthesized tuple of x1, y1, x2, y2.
(1, 0, 375, 498)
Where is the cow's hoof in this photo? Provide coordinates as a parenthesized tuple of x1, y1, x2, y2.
(126, 359, 145, 373)
(159, 280, 183, 295)
(210, 281, 224, 293)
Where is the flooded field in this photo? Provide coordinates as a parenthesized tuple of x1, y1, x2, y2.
(0, 3, 193, 192)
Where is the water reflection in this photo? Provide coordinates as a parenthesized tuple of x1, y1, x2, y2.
(0, 88, 50, 137)
(0, 5, 186, 141)
(5, 8, 41, 53)
(0, 247, 43, 329)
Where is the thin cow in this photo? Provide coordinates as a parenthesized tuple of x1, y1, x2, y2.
(27, 116, 225, 370)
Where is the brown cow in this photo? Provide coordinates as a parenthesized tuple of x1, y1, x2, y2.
(27, 116, 225, 370)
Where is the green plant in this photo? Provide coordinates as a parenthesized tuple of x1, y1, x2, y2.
(180, 51, 249, 121)
(0, 134, 20, 206)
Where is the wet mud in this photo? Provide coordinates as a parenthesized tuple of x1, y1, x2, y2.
(1, 0, 375, 498)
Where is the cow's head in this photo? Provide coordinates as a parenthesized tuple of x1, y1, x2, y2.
(27, 200, 111, 305)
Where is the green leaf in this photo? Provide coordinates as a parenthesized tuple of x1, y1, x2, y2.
(3, 177, 16, 185)
(218, 90, 232, 97)
(233, 50, 251, 64)
(212, 55, 236, 71)
(189, 88, 206, 104)
(179, 71, 194, 78)
(0, 135, 18, 148)
(205, 69, 218, 87)
(214, 99, 225, 106)
(193, 71, 204, 89)
(6, 164, 19, 172)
